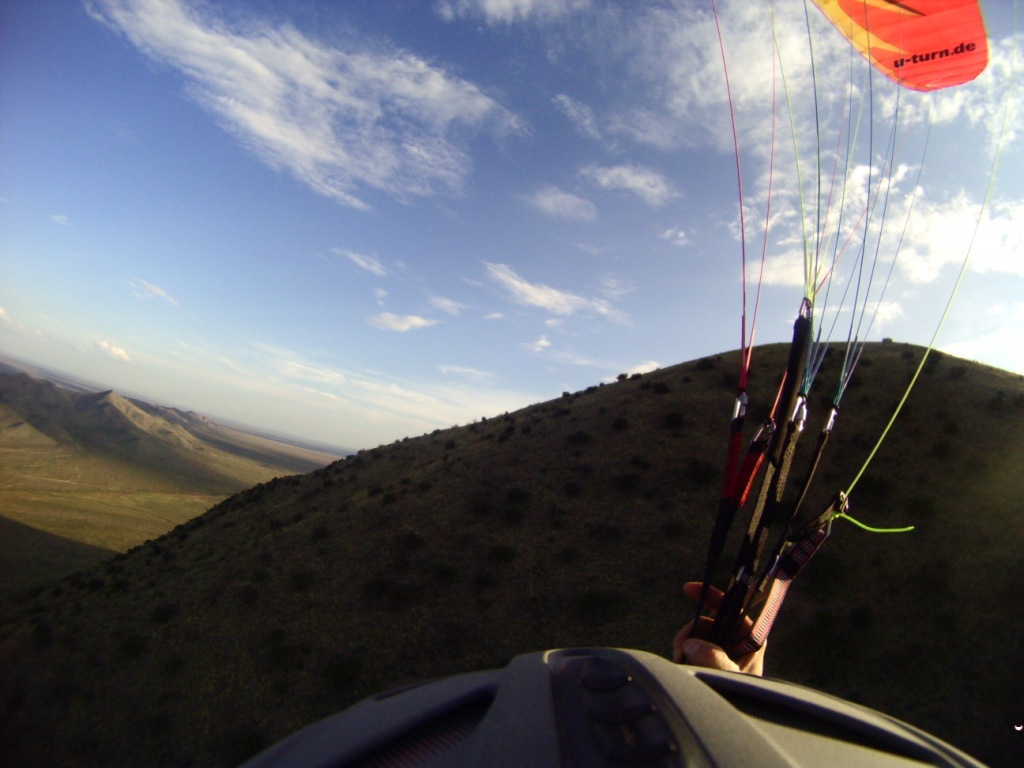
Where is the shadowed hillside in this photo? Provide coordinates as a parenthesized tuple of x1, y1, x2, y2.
(0, 372, 344, 592)
(0, 343, 1021, 767)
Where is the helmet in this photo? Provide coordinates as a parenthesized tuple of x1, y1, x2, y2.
(240, 647, 985, 767)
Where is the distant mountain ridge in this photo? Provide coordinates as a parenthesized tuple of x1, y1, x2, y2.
(0, 372, 344, 484)
(0, 370, 347, 593)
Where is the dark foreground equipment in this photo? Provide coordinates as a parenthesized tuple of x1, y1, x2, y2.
(241, 647, 985, 768)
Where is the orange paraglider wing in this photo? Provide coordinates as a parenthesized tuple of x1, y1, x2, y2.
(811, 0, 988, 92)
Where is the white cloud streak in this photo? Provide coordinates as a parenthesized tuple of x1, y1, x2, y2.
(553, 94, 601, 140)
(581, 163, 677, 206)
(96, 339, 130, 361)
(436, 0, 591, 26)
(87, 0, 523, 210)
(526, 334, 551, 352)
(439, 364, 495, 381)
(485, 262, 619, 319)
(129, 279, 179, 306)
(338, 249, 389, 276)
(369, 312, 438, 331)
(661, 227, 690, 247)
(526, 185, 597, 220)
(429, 296, 466, 316)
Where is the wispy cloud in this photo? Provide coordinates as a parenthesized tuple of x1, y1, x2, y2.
(526, 185, 596, 220)
(439, 364, 495, 382)
(436, 0, 591, 26)
(50, 213, 71, 226)
(429, 296, 466, 316)
(87, 0, 523, 210)
(661, 227, 689, 247)
(96, 339, 130, 361)
(485, 262, 621, 319)
(553, 93, 601, 140)
(526, 334, 551, 352)
(369, 312, 438, 331)
(581, 164, 677, 206)
(338, 249, 389, 277)
(128, 278, 179, 306)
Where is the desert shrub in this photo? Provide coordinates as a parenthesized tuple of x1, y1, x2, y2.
(238, 585, 261, 605)
(574, 590, 629, 626)
(162, 654, 185, 675)
(589, 523, 623, 543)
(931, 439, 953, 460)
(661, 521, 683, 538)
(686, 458, 718, 487)
(610, 473, 641, 492)
(696, 357, 716, 371)
(322, 654, 363, 695)
(289, 570, 315, 592)
(905, 494, 938, 518)
(310, 524, 330, 541)
(431, 562, 461, 585)
(653, 381, 671, 394)
(558, 546, 582, 565)
(504, 507, 526, 525)
(118, 632, 147, 660)
(469, 495, 492, 516)
(30, 620, 53, 651)
(566, 430, 593, 446)
(629, 455, 651, 470)
(664, 411, 685, 430)
(488, 544, 518, 563)
(397, 531, 426, 553)
(150, 602, 179, 624)
(507, 487, 530, 505)
(563, 480, 583, 498)
(985, 390, 1006, 414)
(611, 416, 630, 432)
(849, 604, 874, 631)
(364, 576, 421, 610)
(222, 727, 267, 766)
(473, 570, 497, 590)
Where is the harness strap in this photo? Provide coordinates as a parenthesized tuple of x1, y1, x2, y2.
(730, 495, 844, 657)
(731, 520, 831, 657)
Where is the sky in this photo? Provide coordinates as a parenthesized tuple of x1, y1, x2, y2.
(1, 0, 1021, 452)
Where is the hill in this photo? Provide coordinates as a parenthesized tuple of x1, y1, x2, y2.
(0, 371, 345, 592)
(0, 343, 1021, 767)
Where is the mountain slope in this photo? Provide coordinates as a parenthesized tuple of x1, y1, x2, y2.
(0, 373, 345, 591)
(0, 343, 1020, 767)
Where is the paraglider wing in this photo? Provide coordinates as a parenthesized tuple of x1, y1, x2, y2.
(811, 0, 988, 92)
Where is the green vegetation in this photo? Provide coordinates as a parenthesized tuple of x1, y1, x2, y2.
(0, 371, 342, 593)
(0, 344, 1021, 767)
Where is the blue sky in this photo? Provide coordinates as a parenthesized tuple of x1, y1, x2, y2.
(2, 0, 1021, 451)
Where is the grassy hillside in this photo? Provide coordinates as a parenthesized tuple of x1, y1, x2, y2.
(0, 343, 1021, 767)
(0, 373, 343, 592)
